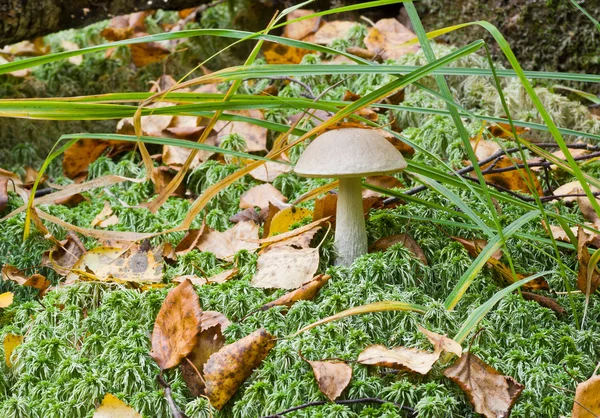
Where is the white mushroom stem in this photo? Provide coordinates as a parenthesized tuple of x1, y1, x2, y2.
(335, 177, 367, 266)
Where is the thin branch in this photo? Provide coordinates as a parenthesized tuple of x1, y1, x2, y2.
(157, 374, 189, 418)
(259, 398, 416, 418)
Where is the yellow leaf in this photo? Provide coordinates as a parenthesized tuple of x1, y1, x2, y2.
(3, 334, 23, 367)
(93, 394, 142, 418)
(0, 292, 14, 308)
(268, 207, 313, 236)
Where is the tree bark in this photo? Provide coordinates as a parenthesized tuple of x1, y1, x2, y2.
(0, 0, 213, 46)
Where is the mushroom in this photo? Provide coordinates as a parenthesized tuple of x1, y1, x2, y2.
(294, 128, 407, 266)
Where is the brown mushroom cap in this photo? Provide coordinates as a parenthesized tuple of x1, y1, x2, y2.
(294, 128, 407, 178)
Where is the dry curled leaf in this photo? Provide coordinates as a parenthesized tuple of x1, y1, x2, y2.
(42, 231, 86, 276)
(251, 247, 319, 289)
(572, 374, 600, 418)
(3, 334, 23, 367)
(91, 201, 119, 228)
(0, 292, 14, 308)
(306, 359, 352, 401)
(370, 233, 428, 265)
(417, 325, 462, 358)
(93, 393, 142, 418)
(180, 311, 229, 397)
(204, 328, 275, 410)
(260, 274, 330, 311)
(444, 353, 524, 418)
(197, 221, 259, 260)
(150, 279, 203, 370)
(577, 226, 600, 295)
(521, 292, 566, 316)
(358, 344, 441, 375)
(239, 184, 287, 210)
(3, 266, 51, 297)
(65, 246, 163, 284)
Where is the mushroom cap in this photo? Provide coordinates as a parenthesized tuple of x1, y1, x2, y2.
(294, 128, 407, 178)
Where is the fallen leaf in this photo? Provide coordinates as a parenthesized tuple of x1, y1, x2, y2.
(262, 202, 282, 238)
(91, 201, 117, 227)
(444, 353, 524, 418)
(357, 344, 441, 375)
(251, 247, 319, 289)
(239, 184, 287, 210)
(93, 393, 142, 418)
(306, 359, 352, 401)
(0, 292, 14, 308)
(61, 40, 82, 65)
(249, 156, 292, 182)
(313, 21, 355, 44)
(230, 207, 262, 224)
(260, 274, 330, 311)
(521, 292, 566, 316)
(65, 246, 163, 284)
(364, 18, 418, 60)
(486, 122, 528, 139)
(175, 224, 206, 255)
(254, 219, 328, 247)
(417, 325, 462, 357)
(313, 193, 338, 223)
(42, 231, 86, 276)
(63, 138, 127, 179)
(180, 311, 228, 397)
(370, 233, 428, 265)
(577, 226, 600, 295)
(572, 375, 600, 418)
(363, 175, 404, 198)
(452, 237, 502, 261)
(150, 167, 186, 198)
(265, 225, 322, 252)
(3, 266, 52, 297)
(129, 34, 170, 67)
(203, 328, 276, 410)
(150, 279, 203, 370)
(2, 37, 49, 56)
(267, 206, 313, 236)
(577, 195, 600, 226)
(263, 42, 313, 64)
(214, 109, 268, 152)
(553, 181, 600, 203)
(162, 132, 217, 171)
(197, 221, 259, 260)
(283, 9, 321, 40)
(3, 334, 22, 367)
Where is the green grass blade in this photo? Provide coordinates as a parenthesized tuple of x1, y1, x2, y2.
(569, 0, 600, 31)
(444, 210, 540, 310)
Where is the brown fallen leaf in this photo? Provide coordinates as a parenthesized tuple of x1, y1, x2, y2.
(180, 311, 229, 397)
(162, 132, 217, 171)
(262, 202, 282, 238)
(203, 328, 276, 410)
(363, 18, 418, 60)
(129, 33, 170, 67)
(93, 393, 142, 418)
(91, 201, 119, 228)
(306, 359, 352, 401)
(240, 184, 288, 210)
(260, 274, 330, 311)
(248, 156, 292, 183)
(265, 225, 322, 252)
(3, 334, 23, 367)
(230, 207, 262, 224)
(572, 374, 600, 418)
(444, 353, 524, 418)
(65, 246, 163, 284)
(251, 247, 319, 289)
(470, 151, 543, 195)
(150, 166, 186, 198)
(370, 233, 428, 265)
(267, 206, 313, 236)
(60, 40, 82, 65)
(313, 21, 355, 44)
(2, 37, 50, 56)
(363, 175, 404, 198)
(214, 109, 268, 152)
(417, 325, 462, 358)
(283, 9, 321, 40)
(0, 292, 14, 308)
(175, 224, 206, 255)
(196, 221, 259, 260)
(313, 193, 338, 223)
(521, 292, 566, 316)
(553, 181, 600, 203)
(63, 138, 126, 179)
(577, 226, 600, 295)
(150, 279, 203, 370)
(42, 231, 86, 276)
(577, 195, 600, 226)
(2, 266, 51, 297)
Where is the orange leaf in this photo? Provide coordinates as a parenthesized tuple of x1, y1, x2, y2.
(260, 274, 330, 311)
(572, 375, 600, 418)
(370, 233, 428, 265)
(150, 279, 203, 370)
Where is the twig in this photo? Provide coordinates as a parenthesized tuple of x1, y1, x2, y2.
(157, 373, 189, 418)
(259, 398, 416, 418)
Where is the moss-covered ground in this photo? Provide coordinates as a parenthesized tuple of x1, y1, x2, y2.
(1, 6, 600, 418)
